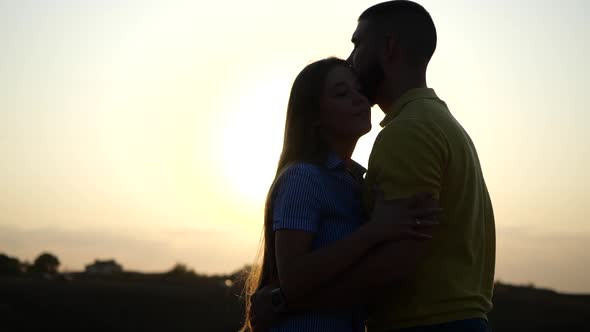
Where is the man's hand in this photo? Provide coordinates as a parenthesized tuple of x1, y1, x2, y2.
(250, 284, 281, 332)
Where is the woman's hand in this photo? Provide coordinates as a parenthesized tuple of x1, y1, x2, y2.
(370, 188, 441, 241)
(249, 283, 281, 332)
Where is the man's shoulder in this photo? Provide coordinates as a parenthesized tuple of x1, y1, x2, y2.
(381, 97, 454, 139)
(397, 96, 450, 121)
(370, 109, 451, 168)
(377, 113, 442, 144)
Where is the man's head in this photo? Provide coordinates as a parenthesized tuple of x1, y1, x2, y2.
(347, 0, 437, 106)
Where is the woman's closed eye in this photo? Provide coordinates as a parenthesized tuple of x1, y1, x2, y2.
(334, 86, 351, 97)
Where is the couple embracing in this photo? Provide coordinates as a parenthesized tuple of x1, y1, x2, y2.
(242, 1, 495, 332)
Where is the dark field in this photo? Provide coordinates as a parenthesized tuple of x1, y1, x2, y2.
(1, 274, 589, 332)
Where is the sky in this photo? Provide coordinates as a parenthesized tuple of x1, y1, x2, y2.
(1, 0, 589, 293)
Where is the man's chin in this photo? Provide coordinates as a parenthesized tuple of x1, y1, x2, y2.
(365, 94, 378, 107)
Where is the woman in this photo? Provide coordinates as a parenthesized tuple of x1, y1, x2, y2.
(242, 58, 438, 332)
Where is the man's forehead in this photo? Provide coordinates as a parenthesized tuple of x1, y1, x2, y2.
(352, 20, 370, 41)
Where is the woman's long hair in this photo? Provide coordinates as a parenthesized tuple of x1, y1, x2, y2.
(241, 57, 349, 331)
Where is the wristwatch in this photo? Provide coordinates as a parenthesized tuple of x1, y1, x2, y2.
(270, 287, 288, 313)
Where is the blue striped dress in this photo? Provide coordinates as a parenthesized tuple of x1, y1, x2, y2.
(270, 153, 367, 332)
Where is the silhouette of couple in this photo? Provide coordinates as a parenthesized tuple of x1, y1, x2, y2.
(242, 1, 495, 331)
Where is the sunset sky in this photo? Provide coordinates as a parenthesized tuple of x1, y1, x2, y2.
(1, 0, 589, 293)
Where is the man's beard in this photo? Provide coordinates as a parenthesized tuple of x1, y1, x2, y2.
(359, 60, 385, 106)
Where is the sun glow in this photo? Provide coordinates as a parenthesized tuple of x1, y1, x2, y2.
(216, 69, 294, 205)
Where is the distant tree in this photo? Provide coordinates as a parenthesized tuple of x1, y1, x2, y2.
(20, 260, 32, 274)
(166, 263, 196, 278)
(30, 252, 60, 275)
(0, 253, 21, 276)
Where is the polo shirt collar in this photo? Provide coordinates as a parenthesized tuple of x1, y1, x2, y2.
(380, 88, 439, 127)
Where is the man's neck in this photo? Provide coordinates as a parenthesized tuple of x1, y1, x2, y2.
(378, 70, 427, 115)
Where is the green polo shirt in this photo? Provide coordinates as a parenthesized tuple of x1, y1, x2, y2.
(364, 88, 496, 331)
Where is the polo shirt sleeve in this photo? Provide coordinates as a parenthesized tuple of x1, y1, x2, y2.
(272, 164, 322, 233)
(368, 119, 447, 201)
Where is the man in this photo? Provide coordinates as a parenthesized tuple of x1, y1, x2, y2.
(348, 1, 495, 331)
(251, 1, 495, 331)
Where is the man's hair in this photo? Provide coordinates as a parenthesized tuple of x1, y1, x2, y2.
(359, 0, 437, 66)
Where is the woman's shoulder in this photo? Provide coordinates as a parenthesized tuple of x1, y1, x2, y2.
(283, 161, 322, 173)
(275, 162, 324, 187)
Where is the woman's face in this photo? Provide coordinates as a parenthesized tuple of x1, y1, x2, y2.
(319, 66, 371, 141)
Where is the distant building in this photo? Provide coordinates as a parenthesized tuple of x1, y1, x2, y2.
(85, 259, 123, 275)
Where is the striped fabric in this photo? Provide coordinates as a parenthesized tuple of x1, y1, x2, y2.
(271, 153, 367, 332)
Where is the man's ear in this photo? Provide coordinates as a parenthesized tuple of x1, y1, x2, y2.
(385, 34, 398, 61)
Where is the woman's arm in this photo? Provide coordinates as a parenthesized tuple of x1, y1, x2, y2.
(249, 189, 438, 329)
(284, 237, 435, 311)
(270, 164, 438, 307)
(276, 219, 427, 304)
(249, 235, 436, 330)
